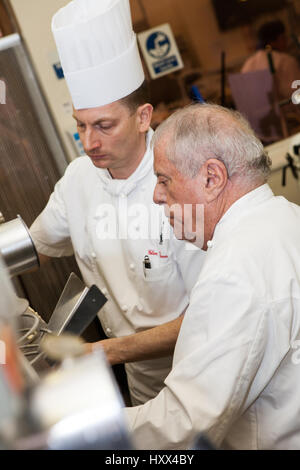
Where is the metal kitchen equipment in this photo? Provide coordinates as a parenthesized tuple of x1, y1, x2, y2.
(0, 256, 131, 450)
(0, 217, 122, 450)
(0, 215, 39, 277)
(17, 306, 51, 374)
(48, 272, 107, 336)
(26, 349, 132, 450)
(15, 272, 107, 371)
(0, 215, 107, 371)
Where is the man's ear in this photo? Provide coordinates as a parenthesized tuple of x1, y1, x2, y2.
(203, 158, 228, 202)
(137, 103, 153, 132)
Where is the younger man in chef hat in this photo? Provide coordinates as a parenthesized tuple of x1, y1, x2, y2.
(52, 0, 152, 179)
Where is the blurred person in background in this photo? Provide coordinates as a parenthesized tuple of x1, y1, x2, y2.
(242, 20, 300, 101)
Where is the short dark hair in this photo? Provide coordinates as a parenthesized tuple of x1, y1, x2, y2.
(257, 20, 285, 49)
(119, 80, 150, 113)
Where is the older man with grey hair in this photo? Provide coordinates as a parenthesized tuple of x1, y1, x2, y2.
(125, 103, 300, 450)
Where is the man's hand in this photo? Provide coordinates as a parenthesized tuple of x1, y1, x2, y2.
(84, 315, 185, 365)
(85, 338, 122, 364)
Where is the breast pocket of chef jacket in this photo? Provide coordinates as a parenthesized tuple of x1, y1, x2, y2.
(142, 239, 173, 280)
(143, 256, 173, 282)
(140, 246, 186, 316)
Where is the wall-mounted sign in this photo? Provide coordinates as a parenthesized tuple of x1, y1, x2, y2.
(48, 50, 64, 80)
(138, 23, 183, 80)
(67, 129, 85, 156)
(53, 62, 64, 79)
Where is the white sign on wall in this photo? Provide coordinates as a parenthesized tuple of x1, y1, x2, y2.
(138, 23, 183, 80)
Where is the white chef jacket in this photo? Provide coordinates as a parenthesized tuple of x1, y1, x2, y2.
(30, 130, 205, 406)
(125, 184, 300, 449)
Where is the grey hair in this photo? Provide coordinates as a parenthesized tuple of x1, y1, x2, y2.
(152, 103, 272, 183)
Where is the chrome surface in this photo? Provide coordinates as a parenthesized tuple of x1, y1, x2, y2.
(30, 350, 132, 450)
(17, 308, 50, 372)
(0, 216, 39, 276)
(0, 33, 20, 52)
(48, 273, 107, 336)
(0, 259, 124, 450)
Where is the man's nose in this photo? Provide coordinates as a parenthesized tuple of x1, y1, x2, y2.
(82, 128, 101, 152)
(153, 183, 167, 205)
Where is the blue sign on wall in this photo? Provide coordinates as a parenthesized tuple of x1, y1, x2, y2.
(138, 24, 183, 80)
(53, 62, 64, 80)
(153, 56, 179, 74)
(146, 32, 171, 59)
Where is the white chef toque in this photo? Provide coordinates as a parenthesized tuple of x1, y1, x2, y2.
(52, 0, 145, 110)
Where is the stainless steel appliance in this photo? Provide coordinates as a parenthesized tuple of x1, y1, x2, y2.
(0, 216, 39, 276)
(0, 243, 128, 451)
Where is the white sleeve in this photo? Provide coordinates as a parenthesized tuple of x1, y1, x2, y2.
(30, 174, 74, 257)
(124, 270, 279, 450)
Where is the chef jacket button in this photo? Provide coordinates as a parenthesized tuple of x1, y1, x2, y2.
(92, 252, 97, 258)
(122, 305, 129, 312)
(129, 263, 135, 271)
(120, 193, 126, 199)
(106, 328, 112, 335)
(137, 305, 143, 312)
(207, 240, 213, 248)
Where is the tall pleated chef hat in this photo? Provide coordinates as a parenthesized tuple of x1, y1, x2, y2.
(52, 0, 145, 110)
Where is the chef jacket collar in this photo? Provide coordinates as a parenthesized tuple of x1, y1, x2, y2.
(210, 184, 274, 245)
(94, 128, 154, 197)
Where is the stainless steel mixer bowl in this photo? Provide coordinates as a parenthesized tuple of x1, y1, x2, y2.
(0, 216, 40, 276)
